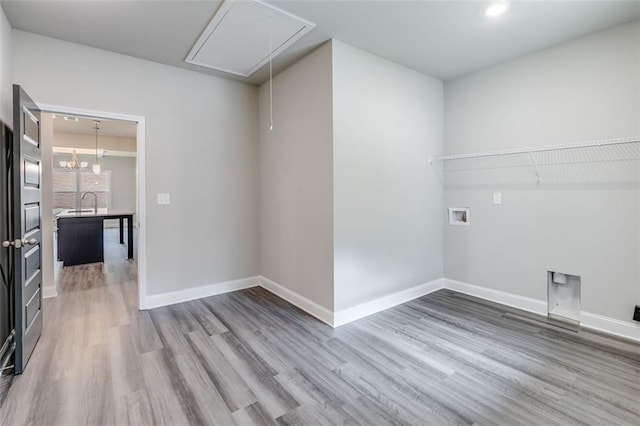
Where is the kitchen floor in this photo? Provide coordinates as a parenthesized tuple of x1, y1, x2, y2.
(53, 225, 138, 285)
(1, 243, 639, 424)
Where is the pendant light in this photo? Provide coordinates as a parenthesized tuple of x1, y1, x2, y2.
(92, 120, 101, 175)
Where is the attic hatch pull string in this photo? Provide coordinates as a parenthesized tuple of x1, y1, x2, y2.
(269, 15, 273, 131)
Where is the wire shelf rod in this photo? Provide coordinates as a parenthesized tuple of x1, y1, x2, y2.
(429, 136, 640, 163)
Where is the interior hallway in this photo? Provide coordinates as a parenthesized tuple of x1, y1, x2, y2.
(0, 230, 639, 425)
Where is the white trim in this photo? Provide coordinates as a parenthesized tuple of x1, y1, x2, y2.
(333, 278, 445, 327)
(444, 278, 548, 316)
(444, 278, 640, 342)
(42, 285, 57, 299)
(259, 276, 334, 326)
(145, 276, 260, 309)
(37, 103, 147, 310)
(581, 311, 640, 342)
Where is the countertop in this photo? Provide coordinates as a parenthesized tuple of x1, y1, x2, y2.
(56, 208, 135, 219)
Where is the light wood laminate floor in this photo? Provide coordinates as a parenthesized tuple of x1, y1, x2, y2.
(1, 233, 639, 424)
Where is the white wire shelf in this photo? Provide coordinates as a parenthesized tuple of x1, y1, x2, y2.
(429, 136, 640, 185)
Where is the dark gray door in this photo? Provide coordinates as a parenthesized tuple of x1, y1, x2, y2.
(12, 85, 42, 374)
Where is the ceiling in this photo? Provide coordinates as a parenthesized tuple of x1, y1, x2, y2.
(2, 1, 639, 85)
(52, 114, 137, 138)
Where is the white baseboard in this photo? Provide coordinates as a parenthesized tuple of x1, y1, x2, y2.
(333, 278, 445, 327)
(444, 278, 640, 342)
(444, 278, 547, 316)
(42, 285, 58, 299)
(143, 276, 260, 310)
(581, 311, 640, 342)
(137, 273, 639, 342)
(259, 276, 334, 326)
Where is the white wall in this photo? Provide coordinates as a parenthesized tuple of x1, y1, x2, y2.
(12, 30, 259, 297)
(444, 21, 640, 322)
(40, 113, 55, 294)
(258, 41, 334, 310)
(332, 41, 444, 311)
(0, 5, 11, 126)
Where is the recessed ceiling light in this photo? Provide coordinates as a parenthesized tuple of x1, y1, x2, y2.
(63, 116, 79, 122)
(485, 1, 509, 18)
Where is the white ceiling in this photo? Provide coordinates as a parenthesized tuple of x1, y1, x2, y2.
(52, 114, 137, 138)
(2, 1, 639, 85)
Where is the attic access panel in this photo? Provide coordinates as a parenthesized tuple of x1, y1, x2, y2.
(185, 0, 315, 77)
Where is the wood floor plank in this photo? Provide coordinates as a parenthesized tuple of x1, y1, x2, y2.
(186, 329, 258, 412)
(172, 351, 237, 425)
(232, 401, 279, 426)
(81, 343, 116, 425)
(108, 324, 144, 397)
(184, 299, 229, 336)
(132, 310, 164, 354)
(116, 389, 156, 426)
(211, 332, 300, 419)
(138, 350, 191, 426)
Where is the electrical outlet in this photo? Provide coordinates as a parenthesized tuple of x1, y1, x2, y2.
(493, 192, 502, 205)
(157, 193, 171, 205)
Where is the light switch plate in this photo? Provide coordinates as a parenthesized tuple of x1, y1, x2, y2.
(157, 193, 171, 205)
(493, 192, 502, 205)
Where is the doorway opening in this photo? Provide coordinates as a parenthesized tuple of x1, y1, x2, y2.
(39, 104, 146, 310)
(45, 113, 137, 297)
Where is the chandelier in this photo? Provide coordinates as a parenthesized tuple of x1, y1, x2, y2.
(59, 150, 88, 169)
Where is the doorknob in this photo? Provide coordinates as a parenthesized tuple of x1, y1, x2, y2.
(1, 238, 37, 248)
(22, 238, 38, 246)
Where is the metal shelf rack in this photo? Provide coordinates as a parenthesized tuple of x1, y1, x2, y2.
(429, 136, 640, 184)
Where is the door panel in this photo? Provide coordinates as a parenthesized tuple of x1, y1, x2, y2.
(22, 109, 39, 147)
(24, 204, 40, 234)
(25, 289, 40, 329)
(12, 85, 42, 374)
(24, 246, 41, 286)
(24, 158, 40, 188)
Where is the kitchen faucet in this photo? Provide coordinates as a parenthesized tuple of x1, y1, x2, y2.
(81, 191, 98, 213)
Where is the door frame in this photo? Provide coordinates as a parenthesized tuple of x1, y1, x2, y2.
(38, 103, 147, 310)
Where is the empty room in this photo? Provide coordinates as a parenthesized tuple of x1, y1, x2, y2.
(0, 0, 639, 425)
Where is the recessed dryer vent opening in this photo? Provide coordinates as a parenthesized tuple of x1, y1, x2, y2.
(448, 207, 470, 226)
(547, 271, 581, 326)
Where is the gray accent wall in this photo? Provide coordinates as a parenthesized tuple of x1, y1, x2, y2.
(443, 21, 640, 322)
(332, 41, 444, 311)
(258, 41, 334, 310)
(12, 30, 259, 296)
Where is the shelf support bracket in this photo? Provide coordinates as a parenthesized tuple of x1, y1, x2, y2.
(528, 151, 542, 184)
